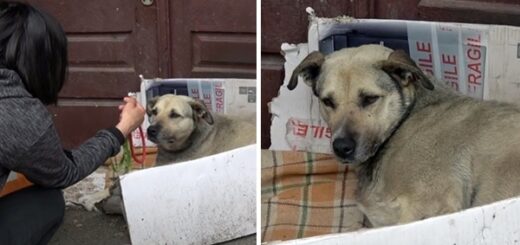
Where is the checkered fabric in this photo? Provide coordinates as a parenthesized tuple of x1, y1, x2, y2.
(261, 150, 364, 243)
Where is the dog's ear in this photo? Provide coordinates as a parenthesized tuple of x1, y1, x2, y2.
(146, 97, 159, 116)
(377, 50, 434, 90)
(288, 51, 325, 94)
(188, 99, 214, 125)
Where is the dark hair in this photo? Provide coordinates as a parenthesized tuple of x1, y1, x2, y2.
(0, 1, 67, 105)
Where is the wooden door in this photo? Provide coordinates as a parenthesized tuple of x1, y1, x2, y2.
(170, 0, 256, 78)
(26, 0, 160, 148)
(26, 0, 256, 148)
(261, 0, 520, 148)
(418, 0, 520, 25)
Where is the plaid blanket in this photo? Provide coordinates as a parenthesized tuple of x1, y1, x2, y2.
(261, 150, 364, 243)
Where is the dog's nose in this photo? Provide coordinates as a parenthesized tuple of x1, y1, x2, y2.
(147, 125, 160, 138)
(332, 137, 356, 159)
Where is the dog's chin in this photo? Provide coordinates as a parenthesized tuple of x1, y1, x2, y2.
(148, 136, 158, 144)
(334, 150, 375, 166)
(157, 138, 192, 152)
(336, 156, 363, 166)
(338, 159, 362, 166)
(148, 135, 175, 145)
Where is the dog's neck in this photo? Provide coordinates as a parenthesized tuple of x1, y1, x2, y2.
(356, 100, 415, 189)
(356, 78, 458, 189)
(186, 119, 215, 150)
(156, 119, 217, 164)
(411, 78, 459, 113)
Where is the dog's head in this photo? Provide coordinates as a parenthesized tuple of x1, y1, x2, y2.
(289, 44, 433, 164)
(146, 94, 214, 152)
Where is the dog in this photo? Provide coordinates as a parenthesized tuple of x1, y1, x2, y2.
(289, 44, 520, 228)
(95, 94, 255, 215)
(146, 94, 256, 164)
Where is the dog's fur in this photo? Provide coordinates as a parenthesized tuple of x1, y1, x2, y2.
(147, 94, 256, 164)
(289, 44, 520, 227)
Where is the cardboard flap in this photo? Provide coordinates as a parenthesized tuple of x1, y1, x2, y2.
(121, 145, 257, 244)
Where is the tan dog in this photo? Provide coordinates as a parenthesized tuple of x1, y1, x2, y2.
(147, 94, 256, 165)
(289, 44, 520, 227)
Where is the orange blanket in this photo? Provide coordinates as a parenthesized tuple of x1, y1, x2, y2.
(261, 150, 364, 242)
(0, 173, 33, 197)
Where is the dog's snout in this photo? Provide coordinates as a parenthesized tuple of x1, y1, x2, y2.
(147, 125, 161, 138)
(332, 137, 356, 160)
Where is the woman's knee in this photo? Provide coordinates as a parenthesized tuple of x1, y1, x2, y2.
(36, 188, 65, 244)
(0, 186, 66, 244)
(46, 188, 65, 223)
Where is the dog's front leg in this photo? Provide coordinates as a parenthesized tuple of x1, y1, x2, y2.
(360, 188, 464, 227)
(396, 189, 464, 224)
(357, 195, 402, 227)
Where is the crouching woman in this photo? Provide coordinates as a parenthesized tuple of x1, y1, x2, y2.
(0, 2, 145, 244)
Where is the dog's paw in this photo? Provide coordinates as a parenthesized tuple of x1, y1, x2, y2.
(96, 194, 125, 215)
(94, 182, 125, 215)
(76, 189, 111, 212)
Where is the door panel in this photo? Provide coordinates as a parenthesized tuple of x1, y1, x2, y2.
(192, 33, 256, 76)
(190, 0, 255, 33)
(171, 0, 256, 78)
(261, 1, 353, 54)
(32, 1, 135, 32)
(418, 0, 520, 25)
(47, 106, 120, 147)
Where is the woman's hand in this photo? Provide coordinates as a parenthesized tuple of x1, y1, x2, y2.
(116, 96, 145, 136)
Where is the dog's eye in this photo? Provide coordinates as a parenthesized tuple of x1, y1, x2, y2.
(151, 109, 157, 115)
(321, 97, 336, 109)
(361, 95, 380, 107)
(169, 111, 180, 118)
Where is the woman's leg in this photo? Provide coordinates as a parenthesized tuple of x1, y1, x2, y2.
(0, 186, 65, 245)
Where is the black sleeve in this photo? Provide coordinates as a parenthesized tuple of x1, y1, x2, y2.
(13, 124, 124, 188)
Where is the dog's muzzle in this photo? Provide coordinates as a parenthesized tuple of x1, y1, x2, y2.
(147, 124, 161, 141)
(332, 137, 356, 162)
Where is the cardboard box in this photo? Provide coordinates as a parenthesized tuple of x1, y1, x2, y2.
(270, 10, 520, 153)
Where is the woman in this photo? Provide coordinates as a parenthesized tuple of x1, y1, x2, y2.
(0, 1, 145, 244)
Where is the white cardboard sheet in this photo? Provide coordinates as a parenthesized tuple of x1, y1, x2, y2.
(121, 145, 256, 245)
(273, 196, 520, 245)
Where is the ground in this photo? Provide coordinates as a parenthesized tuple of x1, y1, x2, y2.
(49, 206, 255, 245)
(49, 206, 130, 245)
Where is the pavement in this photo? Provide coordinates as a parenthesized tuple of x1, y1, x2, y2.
(49, 206, 130, 245)
(49, 206, 255, 245)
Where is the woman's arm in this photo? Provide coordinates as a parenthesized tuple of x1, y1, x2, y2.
(12, 97, 145, 188)
(15, 124, 124, 188)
